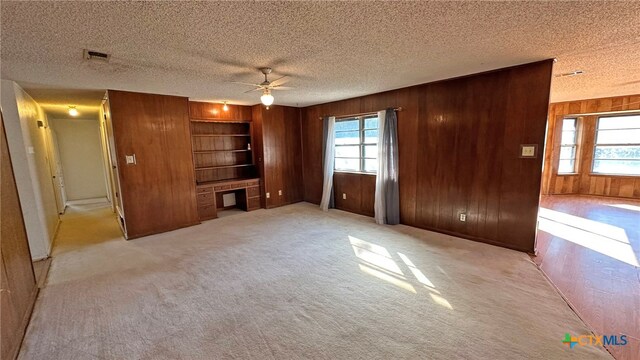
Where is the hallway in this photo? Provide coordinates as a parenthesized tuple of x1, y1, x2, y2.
(536, 195, 640, 360)
(45, 201, 124, 286)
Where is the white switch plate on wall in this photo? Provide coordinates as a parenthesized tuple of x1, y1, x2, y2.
(459, 213, 466, 222)
(520, 144, 537, 158)
(342, 193, 347, 200)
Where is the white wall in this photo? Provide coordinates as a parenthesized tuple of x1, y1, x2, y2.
(1, 80, 60, 260)
(50, 117, 108, 201)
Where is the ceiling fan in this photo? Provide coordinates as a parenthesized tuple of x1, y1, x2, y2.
(232, 68, 294, 107)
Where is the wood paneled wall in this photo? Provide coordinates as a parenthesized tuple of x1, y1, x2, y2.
(301, 60, 554, 252)
(107, 90, 200, 239)
(252, 105, 304, 208)
(189, 101, 252, 121)
(1, 112, 38, 360)
(542, 95, 640, 199)
(333, 172, 375, 217)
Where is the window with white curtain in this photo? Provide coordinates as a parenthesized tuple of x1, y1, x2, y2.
(558, 118, 578, 174)
(592, 114, 640, 176)
(334, 115, 378, 173)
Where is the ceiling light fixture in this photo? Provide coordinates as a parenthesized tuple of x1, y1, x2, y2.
(223, 101, 229, 111)
(261, 90, 274, 109)
(68, 106, 79, 116)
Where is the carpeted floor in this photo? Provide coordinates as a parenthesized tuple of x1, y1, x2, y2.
(19, 202, 611, 359)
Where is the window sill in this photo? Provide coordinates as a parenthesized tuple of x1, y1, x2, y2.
(589, 173, 640, 178)
(557, 173, 579, 176)
(334, 170, 377, 176)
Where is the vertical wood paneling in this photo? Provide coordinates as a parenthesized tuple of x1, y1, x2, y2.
(107, 90, 199, 239)
(300, 60, 554, 252)
(189, 102, 252, 121)
(542, 94, 640, 199)
(253, 105, 303, 208)
(1, 112, 38, 360)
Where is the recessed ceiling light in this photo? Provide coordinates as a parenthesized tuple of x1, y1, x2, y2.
(555, 70, 584, 78)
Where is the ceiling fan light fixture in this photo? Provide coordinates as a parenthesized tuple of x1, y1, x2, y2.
(261, 90, 274, 107)
(68, 106, 79, 116)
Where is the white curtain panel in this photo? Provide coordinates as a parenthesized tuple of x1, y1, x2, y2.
(374, 110, 387, 224)
(320, 116, 336, 211)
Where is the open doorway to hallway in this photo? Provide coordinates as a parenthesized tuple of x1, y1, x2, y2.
(534, 99, 640, 360)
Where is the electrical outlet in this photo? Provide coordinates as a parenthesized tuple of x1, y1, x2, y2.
(342, 193, 347, 200)
(266, 192, 270, 199)
(278, 190, 282, 196)
(459, 213, 466, 222)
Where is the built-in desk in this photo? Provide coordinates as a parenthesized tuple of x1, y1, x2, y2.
(196, 178, 261, 220)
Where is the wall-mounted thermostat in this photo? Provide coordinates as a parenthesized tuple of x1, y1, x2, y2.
(520, 144, 537, 158)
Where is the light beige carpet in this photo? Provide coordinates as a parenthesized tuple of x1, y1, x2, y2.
(20, 202, 611, 359)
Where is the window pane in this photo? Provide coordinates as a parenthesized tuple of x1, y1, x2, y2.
(593, 160, 640, 175)
(598, 115, 640, 130)
(364, 144, 378, 158)
(364, 129, 378, 143)
(335, 119, 359, 131)
(596, 129, 640, 145)
(563, 118, 576, 130)
(594, 146, 640, 160)
(559, 146, 576, 160)
(364, 159, 377, 173)
(561, 130, 576, 145)
(335, 145, 360, 158)
(335, 131, 359, 145)
(558, 159, 575, 174)
(364, 117, 379, 129)
(335, 158, 359, 171)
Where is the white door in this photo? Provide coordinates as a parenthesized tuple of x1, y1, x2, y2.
(47, 127, 67, 213)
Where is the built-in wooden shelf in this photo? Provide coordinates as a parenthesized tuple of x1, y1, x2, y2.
(195, 164, 254, 171)
(191, 120, 256, 184)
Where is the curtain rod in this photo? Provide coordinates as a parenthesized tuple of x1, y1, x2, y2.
(318, 107, 403, 120)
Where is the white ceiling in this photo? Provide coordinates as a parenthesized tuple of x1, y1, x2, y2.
(1, 1, 639, 117)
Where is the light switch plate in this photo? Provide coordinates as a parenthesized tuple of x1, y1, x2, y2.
(125, 154, 136, 164)
(278, 190, 282, 196)
(459, 213, 466, 222)
(342, 193, 347, 200)
(520, 144, 537, 158)
(266, 192, 270, 199)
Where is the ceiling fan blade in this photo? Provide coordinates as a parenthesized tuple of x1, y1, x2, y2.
(271, 86, 294, 91)
(269, 75, 289, 86)
(230, 81, 261, 87)
(244, 87, 263, 93)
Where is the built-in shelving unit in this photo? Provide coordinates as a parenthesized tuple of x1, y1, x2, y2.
(190, 121, 257, 184)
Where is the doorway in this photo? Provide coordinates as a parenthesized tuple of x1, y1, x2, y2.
(535, 106, 640, 359)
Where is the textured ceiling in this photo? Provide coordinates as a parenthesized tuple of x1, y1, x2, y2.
(1, 1, 639, 113)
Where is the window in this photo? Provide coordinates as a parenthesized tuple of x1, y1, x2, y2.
(334, 116, 378, 173)
(558, 118, 578, 174)
(593, 114, 640, 176)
